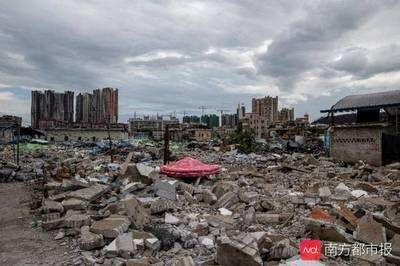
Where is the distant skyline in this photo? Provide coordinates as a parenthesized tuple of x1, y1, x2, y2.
(1, 1, 400, 124)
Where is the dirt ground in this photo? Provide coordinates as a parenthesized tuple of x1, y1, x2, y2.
(0, 183, 78, 266)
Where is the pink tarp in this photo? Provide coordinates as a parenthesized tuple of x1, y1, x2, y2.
(160, 157, 221, 178)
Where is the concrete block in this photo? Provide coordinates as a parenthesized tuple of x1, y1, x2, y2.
(90, 215, 131, 238)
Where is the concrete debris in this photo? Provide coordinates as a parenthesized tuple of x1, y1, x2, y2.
(61, 198, 87, 210)
(154, 180, 178, 200)
(216, 237, 263, 266)
(54, 231, 65, 240)
(64, 213, 91, 228)
(318, 186, 332, 199)
(201, 189, 217, 204)
(218, 207, 232, 216)
(122, 194, 149, 229)
(354, 213, 386, 244)
(334, 182, 351, 198)
(256, 213, 283, 225)
(11, 138, 400, 265)
(90, 215, 131, 238)
(269, 239, 298, 260)
(79, 225, 104, 250)
(173, 256, 195, 266)
(116, 232, 136, 259)
(165, 213, 180, 225)
(41, 200, 64, 213)
(351, 189, 368, 199)
(68, 184, 110, 202)
(216, 191, 239, 209)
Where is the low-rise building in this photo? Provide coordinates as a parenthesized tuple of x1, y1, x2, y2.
(321, 90, 400, 166)
(128, 115, 179, 138)
(46, 128, 128, 142)
(0, 115, 22, 144)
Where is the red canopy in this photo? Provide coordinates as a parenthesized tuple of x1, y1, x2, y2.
(160, 157, 221, 178)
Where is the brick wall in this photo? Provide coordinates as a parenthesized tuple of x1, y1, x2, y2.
(330, 126, 382, 166)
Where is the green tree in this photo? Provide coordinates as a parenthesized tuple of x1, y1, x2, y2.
(232, 129, 255, 154)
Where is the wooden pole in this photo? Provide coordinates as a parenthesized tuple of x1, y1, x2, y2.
(163, 124, 170, 165)
(107, 117, 113, 163)
(16, 123, 20, 165)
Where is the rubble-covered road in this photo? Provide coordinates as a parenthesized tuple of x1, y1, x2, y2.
(0, 183, 78, 265)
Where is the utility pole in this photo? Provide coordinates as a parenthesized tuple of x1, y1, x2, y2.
(12, 127, 16, 163)
(163, 124, 170, 165)
(16, 123, 20, 165)
(107, 116, 113, 163)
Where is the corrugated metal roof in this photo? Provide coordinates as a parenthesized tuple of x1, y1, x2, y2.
(321, 90, 400, 113)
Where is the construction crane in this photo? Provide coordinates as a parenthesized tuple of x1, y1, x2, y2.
(216, 108, 230, 127)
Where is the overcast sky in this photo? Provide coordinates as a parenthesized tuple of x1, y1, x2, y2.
(0, 0, 400, 124)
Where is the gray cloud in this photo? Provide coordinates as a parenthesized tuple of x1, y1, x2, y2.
(0, 0, 399, 122)
(256, 0, 395, 89)
(332, 44, 400, 79)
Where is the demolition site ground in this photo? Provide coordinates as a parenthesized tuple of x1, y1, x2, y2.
(1, 140, 400, 266)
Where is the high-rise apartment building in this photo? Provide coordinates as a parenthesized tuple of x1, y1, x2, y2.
(31, 90, 74, 129)
(278, 108, 294, 122)
(251, 96, 278, 126)
(76, 87, 118, 125)
(221, 113, 238, 128)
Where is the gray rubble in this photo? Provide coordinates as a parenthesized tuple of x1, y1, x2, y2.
(4, 140, 400, 265)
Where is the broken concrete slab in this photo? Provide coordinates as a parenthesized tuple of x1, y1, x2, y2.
(63, 213, 91, 228)
(219, 207, 232, 216)
(303, 217, 354, 243)
(68, 184, 110, 202)
(41, 200, 64, 213)
(90, 215, 131, 238)
(116, 232, 136, 259)
(61, 198, 87, 210)
(150, 198, 175, 214)
(79, 225, 104, 250)
(334, 183, 351, 198)
(41, 217, 65, 231)
(390, 234, 400, 256)
(355, 182, 379, 193)
(216, 237, 263, 266)
(202, 189, 217, 205)
(213, 181, 239, 198)
(122, 194, 149, 229)
(318, 186, 332, 199)
(103, 238, 118, 258)
(269, 239, 298, 260)
(256, 213, 283, 225)
(154, 180, 178, 200)
(126, 258, 151, 266)
(165, 213, 180, 225)
(121, 182, 146, 194)
(120, 152, 134, 176)
(352, 253, 385, 266)
(216, 191, 239, 209)
(355, 214, 386, 245)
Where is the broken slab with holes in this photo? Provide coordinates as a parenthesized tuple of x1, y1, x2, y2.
(90, 215, 131, 238)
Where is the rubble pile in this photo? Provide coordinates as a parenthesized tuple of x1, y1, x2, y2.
(3, 142, 400, 265)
